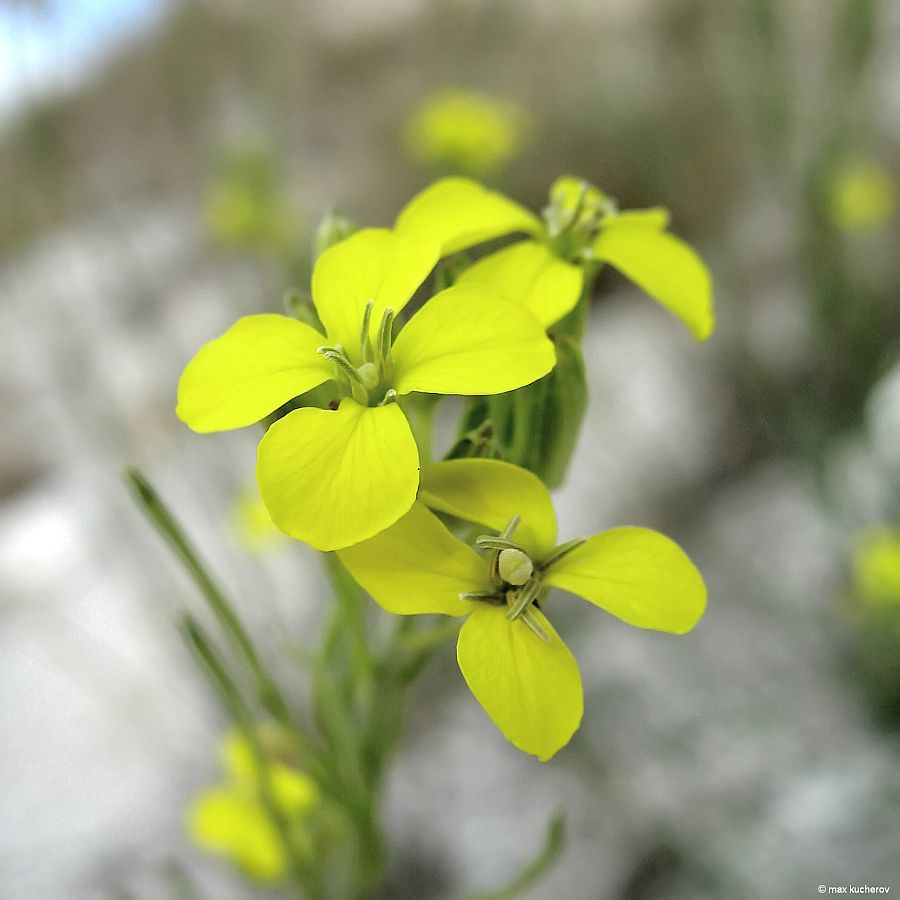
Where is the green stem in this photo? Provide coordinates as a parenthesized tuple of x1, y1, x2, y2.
(125, 469, 320, 777)
(460, 813, 566, 900)
(403, 394, 438, 464)
(509, 386, 536, 466)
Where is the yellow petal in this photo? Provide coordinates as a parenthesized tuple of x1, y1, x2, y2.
(543, 527, 706, 634)
(270, 764, 319, 818)
(456, 240, 584, 328)
(548, 176, 609, 219)
(419, 459, 557, 558)
(853, 528, 900, 607)
(391, 284, 555, 396)
(176, 315, 333, 432)
(456, 604, 583, 761)
(257, 400, 419, 551)
(592, 224, 714, 341)
(219, 730, 318, 818)
(311, 228, 439, 361)
(187, 790, 285, 882)
(188, 789, 245, 851)
(221, 730, 255, 786)
(339, 503, 486, 616)
(395, 177, 541, 256)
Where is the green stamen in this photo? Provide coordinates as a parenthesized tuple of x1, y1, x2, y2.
(539, 537, 587, 571)
(459, 590, 505, 604)
(375, 307, 395, 382)
(359, 299, 375, 363)
(506, 577, 541, 621)
(318, 346, 368, 406)
(520, 607, 550, 642)
(475, 536, 525, 552)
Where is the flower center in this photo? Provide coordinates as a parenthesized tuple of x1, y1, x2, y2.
(459, 517, 589, 643)
(498, 548, 533, 585)
(317, 301, 396, 407)
(461, 514, 549, 642)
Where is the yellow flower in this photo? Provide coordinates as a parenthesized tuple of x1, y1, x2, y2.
(177, 227, 555, 550)
(338, 459, 706, 761)
(853, 528, 900, 609)
(187, 730, 318, 882)
(828, 160, 896, 233)
(403, 89, 532, 175)
(205, 145, 296, 255)
(395, 176, 715, 339)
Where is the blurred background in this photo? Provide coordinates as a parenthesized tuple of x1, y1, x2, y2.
(2, 0, 900, 897)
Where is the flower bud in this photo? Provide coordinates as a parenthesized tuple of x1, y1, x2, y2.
(498, 548, 533, 586)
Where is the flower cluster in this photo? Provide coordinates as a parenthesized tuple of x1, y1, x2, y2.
(188, 729, 318, 882)
(178, 175, 714, 759)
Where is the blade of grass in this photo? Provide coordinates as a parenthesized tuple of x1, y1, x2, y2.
(460, 813, 565, 900)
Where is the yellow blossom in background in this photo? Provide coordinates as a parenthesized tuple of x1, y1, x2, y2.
(395, 177, 715, 340)
(828, 160, 896, 233)
(338, 459, 706, 761)
(404, 89, 533, 175)
(853, 529, 900, 609)
(188, 729, 318, 882)
(205, 145, 298, 255)
(231, 484, 287, 554)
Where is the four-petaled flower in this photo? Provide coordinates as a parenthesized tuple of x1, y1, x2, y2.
(403, 88, 532, 175)
(177, 228, 555, 550)
(395, 176, 715, 338)
(338, 459, 706, 761)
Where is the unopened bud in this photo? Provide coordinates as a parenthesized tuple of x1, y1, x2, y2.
(314, 210, 356, 258)
(498, 548, 533, 586)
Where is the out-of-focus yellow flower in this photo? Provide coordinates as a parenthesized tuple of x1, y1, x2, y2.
(828, 160, 896, 233)
(396, 177, 715, 340)
(853, 529, 900, 608)
(187, 729, 318, 883)
(404, 89, 532, 175)
(205, 146, 297, 255)
(231, 485, 287, 554)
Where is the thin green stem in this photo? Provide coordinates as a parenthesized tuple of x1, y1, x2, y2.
(127, 469, 261, 671)
(125, 469, 318, 774)
(460, 813, 566, 900)
(403, 394, 438, 464)
(182, 616, 315, 898)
